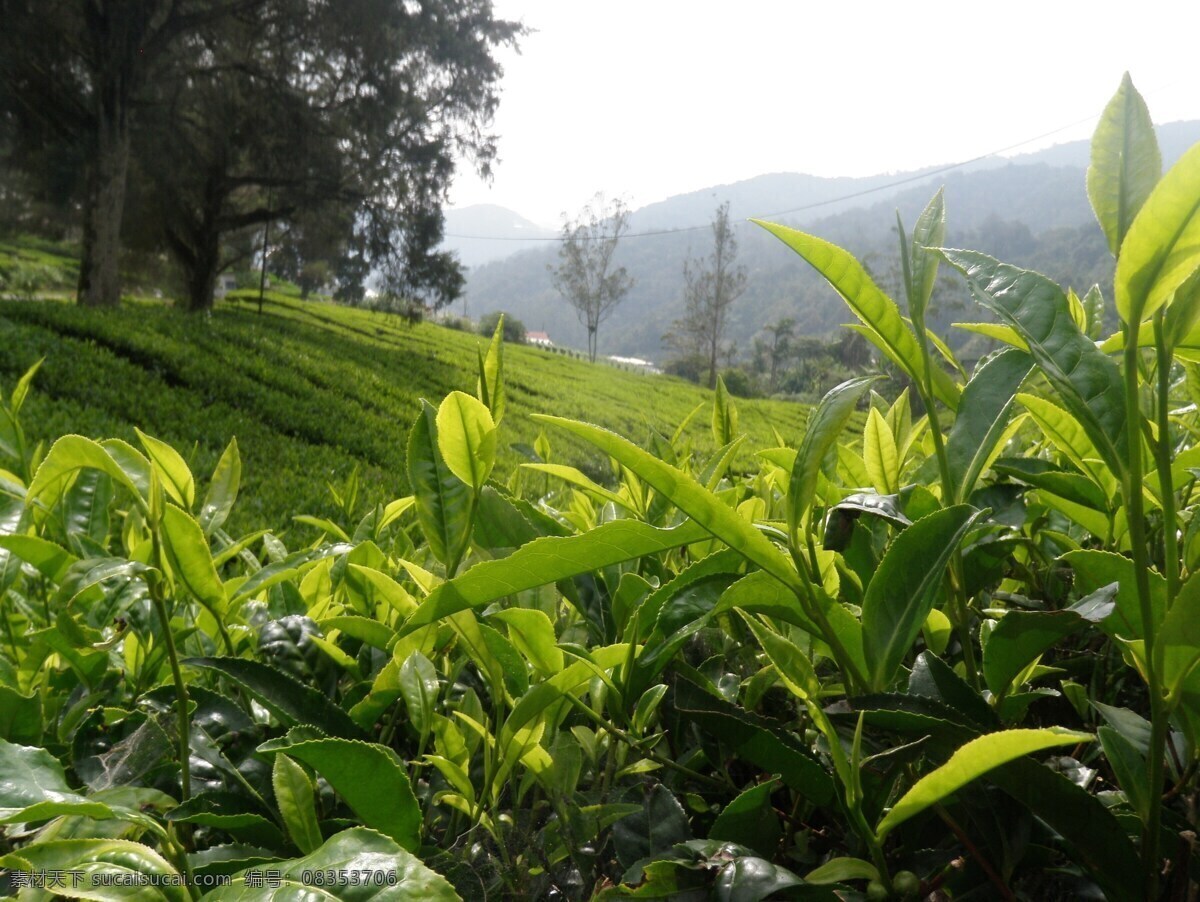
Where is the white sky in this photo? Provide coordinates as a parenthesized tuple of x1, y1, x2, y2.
(447, 0, 1200, 228)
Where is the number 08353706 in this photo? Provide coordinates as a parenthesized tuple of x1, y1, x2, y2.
(299, 869, 399, 887)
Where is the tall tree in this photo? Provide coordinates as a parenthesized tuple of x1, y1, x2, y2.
(550, 194, 633, 363)
(665, 201, 747, 389)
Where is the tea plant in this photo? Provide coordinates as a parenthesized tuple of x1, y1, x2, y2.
(1, 74, 1199, 900)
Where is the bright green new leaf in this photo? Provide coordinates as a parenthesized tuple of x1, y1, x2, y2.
(522, 463, 633, 512)
(741, 614, 819, 701)
(0, 534, 78, 583)
(201, 827, 458, 901)
(788, 375, 877, 538)
(863, 407, 899, 495)
(1098, 725, 1150, 822)
(478, 314, 507, 424)
(876, 727, 1092, 839)
(406, 400, 472, 569)
(26, 434, 145, 513)
(200, 438, 241, 535)
(273, 753, 323, 854)
(945, 349, 1033, 502)
(401, 519, 709, 633)
(1116, 138, 1200, 325)
(136, 428, 196, 509)
(398, 651, 439, 737)
(533, 415, 804, 594)
(491, 607, 563, 675)
(907, 188, 947, 329)
(261, 738, 421, 850)
(861, 506, 983, 690)
(712, 375, 739, 447)
(1087, 72, 1161, 257)
(755, 219, 960, 409)
(436, 390, 497, 490)
(161, 503, 227, 616)
(804, 857, 879, 885)
(942, 249, 1127, 477)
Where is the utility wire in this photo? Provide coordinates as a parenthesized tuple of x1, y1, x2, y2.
(442, 95, 1164, 243)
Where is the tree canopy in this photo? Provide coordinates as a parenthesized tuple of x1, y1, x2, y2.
(0, 0, 520, 310)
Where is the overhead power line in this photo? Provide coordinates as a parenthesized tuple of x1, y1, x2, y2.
(441, 99, 1138, 244)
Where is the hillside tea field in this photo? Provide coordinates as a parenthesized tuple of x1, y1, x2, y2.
(4, 77, 1200, 901)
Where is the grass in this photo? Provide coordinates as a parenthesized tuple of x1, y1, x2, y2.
(0, 291, 811, 536)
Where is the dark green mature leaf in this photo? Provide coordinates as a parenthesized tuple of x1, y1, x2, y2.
(1088, 72, 1161, 257)
(1061, 550, 1167, 640)
(260, 738, 421, 851)
(200, 827, 459, 900)
(708, 780, 782, 858)
(876, 727, 1091, 839)
(788, 376, 877, 537)
(861, 506, 983, 690)
(982, 584, 1117, 695)
(0, 687, 42, 745)
(0, 738, 114, 823)
(671, 675, 834, 804)
(401, 519, 709, 633)
(614, 784, 693, 870)
(0, 839, 187, 901)
(945, 349, 1033, 502)
(753, 220, 959, 409)
(185, 657, 366, 739)
(406, 400, 472, 568)
(940, 249, 1127, 477)
(1098, 726, 1150, 821)
(534, 415, 803, 593)
(908, 652, 998, 730)
(1116, 139, 1200, 325)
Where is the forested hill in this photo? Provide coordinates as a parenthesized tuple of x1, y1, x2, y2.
(462, 121, 1200, 361)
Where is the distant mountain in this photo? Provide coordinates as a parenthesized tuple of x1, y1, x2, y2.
(460, 121, 1200, 363)
(442, 204, 555, 268)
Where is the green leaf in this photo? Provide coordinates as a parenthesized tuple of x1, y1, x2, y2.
(478, 314, 506, 424)
(876, 727, 1092, 839)
(491, 608, 563, 675)
(0, 687, 42, 745)
(136, 428, 196, 510)
(534, 415, 804, 595)
(435, 390, 497, 490)
(940, 249, 1127, 477)
(945, 349, 1033, 502)
(672, 674, 833, 804)
(161, 503, 227, 616)
(905, 189, 947, 333)
(862, 408, 899, 495)
(1116, 137, 1200, 326)
(712, 375, 739, 447)
(521, 463, 633, 512)
(260, 739, 421, 851)
(788, 376, 876, 538)
(185, 657, 366, 739)
(26, 435, 145, 513)
(200, 438, 241, 536)
(1098, 725, 1150, 821)
(1087, 72, 1161, 257)
(402, 518, 708, 634)
(982, 584, 1117, 695)
(406, 400, 472, 569)
(1061, 549, 1167, 640)
(201, 827, 459, 900)
(0, 738, 114, 823)
(272, 753, 323, 854)
(0, 534, 78, 582)
(0, 839, 186, 901)
(861, 506, 983, 690)
(398, 651, 438, 737)
(708, 779, 782, 858)
(804, 856, 879, 885)
(1158, 570, 1200, 699)
(62, 469, 113, 553)
(741, 615, 818, 701)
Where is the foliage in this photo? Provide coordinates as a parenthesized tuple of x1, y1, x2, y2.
(478, 312, 527, 344)
(3, 76, 1200, 902)
(549, 194, 634, 363)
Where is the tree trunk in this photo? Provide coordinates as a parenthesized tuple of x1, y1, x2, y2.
(77, 94, 130, 307)
(184, 232, 221, 312)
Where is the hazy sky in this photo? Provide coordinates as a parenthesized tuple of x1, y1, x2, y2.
(447, 1, 1200, 228)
